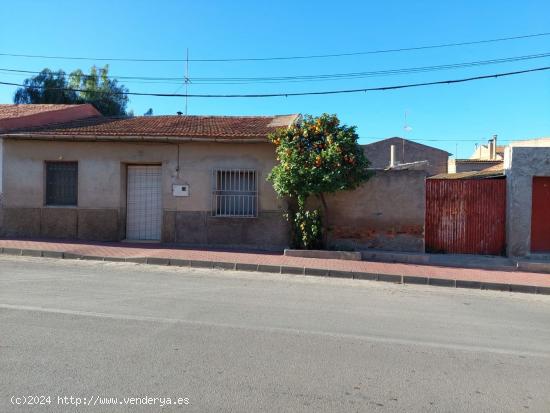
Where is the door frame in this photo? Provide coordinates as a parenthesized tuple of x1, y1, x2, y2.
(125, 163, 163, 241)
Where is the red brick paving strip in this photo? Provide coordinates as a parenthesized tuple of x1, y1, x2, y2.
(1, 239, 549, 289)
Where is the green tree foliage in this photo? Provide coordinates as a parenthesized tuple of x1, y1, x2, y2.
(268, 114, 371, 249)
(14, 66, 129, 116)
(13, 69, 78, 105)
(68, 66, 128, 116)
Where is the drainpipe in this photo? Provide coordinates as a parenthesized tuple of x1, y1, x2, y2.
(390, 144, 396, 167)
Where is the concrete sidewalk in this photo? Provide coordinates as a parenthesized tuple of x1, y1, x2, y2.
(0, 239, 549, 294)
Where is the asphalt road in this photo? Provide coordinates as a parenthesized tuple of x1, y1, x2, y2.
(1, 255, 549, 413)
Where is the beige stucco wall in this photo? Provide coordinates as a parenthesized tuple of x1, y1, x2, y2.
(2, 139, 284, 212)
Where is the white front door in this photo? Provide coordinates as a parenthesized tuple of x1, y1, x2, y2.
(126, 165, 162, 241)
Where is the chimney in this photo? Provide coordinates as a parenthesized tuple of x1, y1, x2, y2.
(390, 144, 397, 167)
(488, 138, 494, 160)
(492, 134, 497, 159)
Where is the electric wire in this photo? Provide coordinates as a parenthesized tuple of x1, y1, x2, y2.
(0, 32, 548, 62)
(1, 52, 549, 84)
(1, 66, 548, 98)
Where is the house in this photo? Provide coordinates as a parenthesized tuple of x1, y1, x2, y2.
(0, 109, 432, 253)
(0, 113, 299, 249)
(504, 137, 550, 257)
(448, 135, 503, 173)
(362, 137, 450, 176)
(469, 135, 505, 160)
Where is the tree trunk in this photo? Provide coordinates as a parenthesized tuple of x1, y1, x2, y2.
(285, 196, 299, 248)
(318, 193, 330, 249)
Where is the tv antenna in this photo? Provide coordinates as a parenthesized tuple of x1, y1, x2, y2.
(402, 110, 412, 162)
(184, 48, 191, 115)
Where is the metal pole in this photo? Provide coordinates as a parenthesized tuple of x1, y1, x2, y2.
(185, 48, 189, 115)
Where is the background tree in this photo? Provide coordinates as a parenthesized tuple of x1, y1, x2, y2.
(14, 66, 129, 116)
(14, 69, 78, 105)
(268, 114, 371, 249)
(68, 65, 129, 116)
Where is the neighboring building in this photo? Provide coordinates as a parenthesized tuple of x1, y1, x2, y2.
(504, 137, 550, 257)
(469, 135, 505, 160)
(447, 159, 503, 173)
(431, 162, 504, 180)
(362, 137, 450, 176)
(448, 136, 503, 173)
(0, 104, 101, 132)
(0, 114, 299, 249)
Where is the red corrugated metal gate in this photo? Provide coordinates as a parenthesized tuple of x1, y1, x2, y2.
(531, 177, 550, 252)
(425, 179, 506, 255)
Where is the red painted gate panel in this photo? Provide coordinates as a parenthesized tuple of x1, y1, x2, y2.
(531, 177, 550, 252)
(425, 179, 506, 255)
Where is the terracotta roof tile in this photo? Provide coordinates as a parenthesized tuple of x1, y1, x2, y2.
(4, 114, 299, 140)
(0, 104, 88, 120)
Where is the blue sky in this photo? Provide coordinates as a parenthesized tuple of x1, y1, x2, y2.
(1, 0, 549, 157)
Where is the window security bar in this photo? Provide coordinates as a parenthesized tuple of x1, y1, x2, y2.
(212, 169, 258, 217)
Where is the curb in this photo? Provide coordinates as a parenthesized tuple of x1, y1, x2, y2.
(1, 247, 549, 296)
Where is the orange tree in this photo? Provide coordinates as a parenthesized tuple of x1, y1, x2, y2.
(268, 114, 370, 249)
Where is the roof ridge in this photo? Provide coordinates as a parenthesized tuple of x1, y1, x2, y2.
(363, 136, 451, 155)
(128, 113, 297, 119)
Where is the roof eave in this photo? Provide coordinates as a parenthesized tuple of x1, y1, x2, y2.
(0, 133, 272, 143)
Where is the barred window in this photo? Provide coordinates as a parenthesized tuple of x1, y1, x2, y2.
(212, 169, 257, 217)
(45, 162, 78, 206)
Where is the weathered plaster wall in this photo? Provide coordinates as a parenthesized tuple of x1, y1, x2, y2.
(505, 146, 550, 257)
(0, 139, 289, 248)
(321, 170, 427, 252)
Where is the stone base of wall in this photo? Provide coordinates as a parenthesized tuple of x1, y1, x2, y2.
(329, 224, 425, 253)
(163, 210, 290, 250)
(0, 207, 120, 241)
(0, 207, 290, 250)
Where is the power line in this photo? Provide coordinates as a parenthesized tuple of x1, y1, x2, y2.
(360, 136, 512, 143)
(1, 66, 548, 98)
(189, 53, 550, 83)
(0, 32, 549, 63)
(1, 52, 549, 85)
